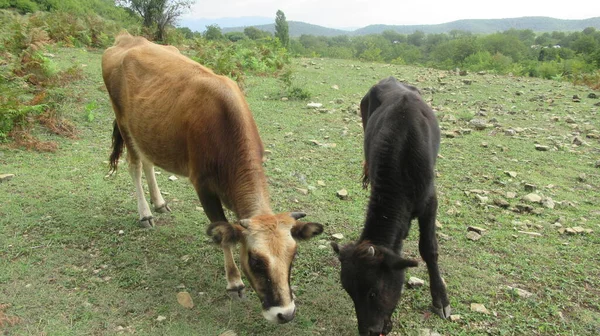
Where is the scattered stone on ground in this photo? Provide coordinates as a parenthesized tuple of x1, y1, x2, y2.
(336, 189, 348, 200)
(450, 314, 461, 321)
(505, 171, 517, 178)
(296, 188, 308, 195)
(524, 183, 536, 191)
(407, 277, 425, 288)
(522, 193, 542, 203)
(156, 315, 167, 322)
(331, 85, 339, 90)
(467, 226, 487, 234)
(467, 231, 482, 241)
(595, 160, 600, 168)
(542, 198, 555, 209)
(331, 233, 344, 240)
(0, 174, 15, 183)
(419, 329, 442, 336)
(494, 198, 510, 208)
(168, 175, 178, 181)
(469, 118, 488, 130)
(176, 292, 194, 309)
(470, 303, 490, 314)
(518, 230, 542, 237)
(307, 102, 323, 108)
(535, 144, 549, 151)
(506, 191, 517, 199)
(560, 226, 593, 235)
(505, 285, 534, 298)
(317, 180, 326, 186)
(219, 331, 237, 336)
(588, 93, 598, 99)
(577, 173, 586, 182)
(515, 204, 534, 213)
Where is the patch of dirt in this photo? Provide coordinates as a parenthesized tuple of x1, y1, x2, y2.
(0, 303, 21, 328)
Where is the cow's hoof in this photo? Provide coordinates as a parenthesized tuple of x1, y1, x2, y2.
(432, 304, 452, 319)
(139, 216, 155, 228)
(155, 203, 171, 213)
(227, 285, 246, 300)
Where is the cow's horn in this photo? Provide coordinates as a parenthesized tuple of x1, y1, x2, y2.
(239, 219, 251, 228)
(290, 212, 306, 220)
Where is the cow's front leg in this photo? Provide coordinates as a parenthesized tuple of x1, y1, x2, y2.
(223, 244, 245, 299)
(418, 195, 451, 319)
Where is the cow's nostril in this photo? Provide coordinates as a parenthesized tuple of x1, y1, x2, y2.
(277, 311, 295, 324)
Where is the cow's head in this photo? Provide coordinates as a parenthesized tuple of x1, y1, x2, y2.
(207, 212, 323, 323)
(331, 241, 418, 336)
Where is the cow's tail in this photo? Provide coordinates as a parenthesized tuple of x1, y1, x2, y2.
(109, 120, 124, 174)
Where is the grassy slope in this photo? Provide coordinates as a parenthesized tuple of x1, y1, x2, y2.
(0, 47, 599, 335)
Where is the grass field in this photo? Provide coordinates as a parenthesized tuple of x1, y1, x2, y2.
(1, 46, 599, 335)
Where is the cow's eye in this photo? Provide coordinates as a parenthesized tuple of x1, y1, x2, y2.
(249, 255, 259, 268)
(369, 291, 377, 299)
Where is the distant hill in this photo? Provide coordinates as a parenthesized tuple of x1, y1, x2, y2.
(354, 17, 600, 35)
(221, 21, 350, 37)
(193, 16, 600, 37)
(178, 16, 273, 32)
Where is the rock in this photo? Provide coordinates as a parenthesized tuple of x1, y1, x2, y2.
(475, 194, 489, 203)
(462, 79, 472, 85)
(534, 144, 549, 151)
(542, 198, 555, 209)
(494, 198, 510, 208)
(467, 226, 487, 234)
(469, 118, 488, 130)
(470, 303, 489, 314)
(505, 171, 517, 178)
(588, 93, 598, 99)
(156, 315, 167, 321)
(505, 286, 533, 298)
(331, 233, 344, 240)
(506, 191, 517, 199)
(176, 292, 194, 309)
(296, 188, 308, 195)
(331, 85, 339, 90)
(466, 231, 482, 241)
(518, 231, 542, 237)
(515, 204, 534, 213)
(522, 193, 542, 203)
(524, 183, 536, 191)
(450, 314, 461, 321)
(0, 173, 15, 182)
(307, 102, 323, 108)
(168, 175, 178, 181)
(334, 98, 344, 104)
(118, 230, 125, 235)
(505, 129, 516, 136)
(317, 180, 326, 186)
(595, 160, 600, 168)
(336, 189, 348, 200)
(572, 136, 584, 146)
(407, 277, 425, 288)
(219, 331, 237, 336)
(577, 173, 586, 182)
(565, 116, 576, 124)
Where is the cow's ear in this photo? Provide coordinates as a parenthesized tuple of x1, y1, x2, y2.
(206, 222, 244, 246)
(291, 221, 323, 240)
(382, 250, 419, 270)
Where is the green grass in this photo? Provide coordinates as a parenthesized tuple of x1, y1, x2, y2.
(1, 50, 599, 335)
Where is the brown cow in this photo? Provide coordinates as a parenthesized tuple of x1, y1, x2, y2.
(101, 32, 323, 323)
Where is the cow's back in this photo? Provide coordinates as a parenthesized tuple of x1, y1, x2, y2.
(363, 78, 440, 214)
(101, 33, 263, 181)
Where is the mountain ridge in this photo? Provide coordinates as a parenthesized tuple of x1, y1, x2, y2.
(180, 16, 600, 36)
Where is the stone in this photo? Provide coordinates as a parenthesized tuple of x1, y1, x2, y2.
(506, 191, 517, 199)
(0, 174, 15, 182)
(407, 277, 425, 288)
(336, 189, 348, 200)
(296, 188, 309, 195)
(331, 233, 344, 240)
(156, 315, 167, 322)
(542, 198, 555, 209)
(317, 180, 326, 186)
(522, 193, 542, 203)
(505, 129, 516, 136)
(469, 118, 488, 130)
(524, 183, 536, 191)
(467, 226, 487, 234)
(494, 198, 510, 208)
(595, 160, 600, 168)
(168, 175, 178, 181)
(506, 286, 533, 298)
(470, 303, 489, 314)
(331, 85, 339, 90)
(588, 93, 598, 99)
(466, 231, 482, 241)
(219, 331, 237, 336)
(518, 231, 542, 237)
(307, 102, 323, 108)
(572, 136, 585, 146)
(176, 292, 194, 309)
(535, 144, 549, 151)
(505, 171, 517, 178)
(450, 314, 462, 321)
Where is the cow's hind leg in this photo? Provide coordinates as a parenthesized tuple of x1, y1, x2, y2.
(128, 154, 155, 228)
(418, 194, 451, 319)
(197, 187, 245, 299)
(142, 161, 170, 213)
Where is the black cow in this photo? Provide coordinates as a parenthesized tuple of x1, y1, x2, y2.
(332, 77, 450, 336)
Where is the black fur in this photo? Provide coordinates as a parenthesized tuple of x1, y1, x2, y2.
(109, 119, 124, 173)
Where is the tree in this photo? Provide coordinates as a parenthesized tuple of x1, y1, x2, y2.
(244, 26, 271, 40)
(275, 9, 289, 48)
(203, 24, 223, 40)
(118, 0, 194, 41)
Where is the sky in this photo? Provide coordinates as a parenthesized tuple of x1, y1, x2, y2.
(182, 0, 597, 29)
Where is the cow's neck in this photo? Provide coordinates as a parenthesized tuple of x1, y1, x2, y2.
(358, 192, 410, 250)
(227, 166, 273, 220)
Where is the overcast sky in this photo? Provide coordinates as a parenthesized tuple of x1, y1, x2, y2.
(183, 0, 596, 28)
